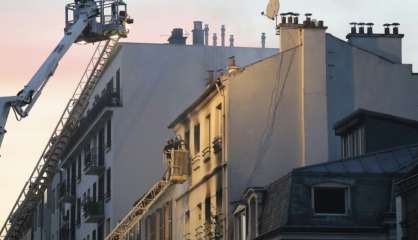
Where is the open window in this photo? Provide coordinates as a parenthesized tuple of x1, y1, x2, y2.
(312, 183, 350, 215)
(233, 205, 247, 240)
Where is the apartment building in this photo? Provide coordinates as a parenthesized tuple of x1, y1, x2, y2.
(109, 12, 418, 240)
(13, 21, 276, 240)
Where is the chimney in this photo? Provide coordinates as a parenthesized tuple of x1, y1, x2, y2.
(384, 23, 391, 35)
(358, 22, 365, 34)
(204, 24, 209, 46)
(168, 28, 187, 45)
(221, 25, 226, 47)
(347, 22, 404, 64)
(229, 34, 234, 47)
(213, 33, 218, 47)
(261, 32, 266, 48)
(192, 21, 204, 45)
(350, 22, 357, 34)
(366, 22, 374, 35)
(392, 23, 400, 35)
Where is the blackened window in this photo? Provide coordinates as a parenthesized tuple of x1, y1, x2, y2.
(116, 69, 121, 94)
(194, 124, 200, 154)
(205, 197, 211, 224)
(106, 168, 111, 198)
(77, 154, 82, 181)
(106, 120, 112, 148)
(185, 130, 190, 151)
(77, 198, 81, 225)
(314, 187, 348, 214)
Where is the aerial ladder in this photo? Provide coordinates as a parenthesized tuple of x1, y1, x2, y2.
(105, 139, 190, 240)
(0, 1, 133, 239)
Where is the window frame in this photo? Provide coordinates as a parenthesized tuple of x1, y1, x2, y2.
(311, 183, 351, 216)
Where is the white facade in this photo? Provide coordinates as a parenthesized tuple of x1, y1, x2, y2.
(22, 41, 276, 240)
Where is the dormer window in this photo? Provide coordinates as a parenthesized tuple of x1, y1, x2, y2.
(312, 183, 350, 215)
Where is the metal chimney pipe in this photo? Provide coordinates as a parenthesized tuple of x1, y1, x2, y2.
(221, 25, 226, 47)
(392, 23, 400, 35)
(350, 22, 357, 34)
(261, 33, 266, 48)
(204, 24, 209, 46)
(358, 22, 365, 34)
(229, 34, 234, 47)
(366, 22, 374, 34)
(192, 21, 204, 45)
(213, 33, 218, 47)
(383, 23, 391, 35)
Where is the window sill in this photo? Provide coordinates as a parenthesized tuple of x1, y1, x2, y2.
(105, 195, 111, 203)
(105, 146, 111, 153)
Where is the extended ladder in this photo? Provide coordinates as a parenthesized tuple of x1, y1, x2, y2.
(0, 37, 120, 240)
(106, 178, 171, 240)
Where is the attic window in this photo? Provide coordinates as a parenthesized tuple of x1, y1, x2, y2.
(313, 185, 349, 215)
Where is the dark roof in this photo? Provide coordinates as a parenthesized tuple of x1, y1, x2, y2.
(334, 108, 418, 135)
(254, 144, 418, 238)
(295, 143, 418, 175)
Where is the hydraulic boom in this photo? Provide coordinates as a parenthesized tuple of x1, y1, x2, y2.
(0, 0, 133, 149)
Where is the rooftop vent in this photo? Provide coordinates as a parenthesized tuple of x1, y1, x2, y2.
(192, 21, 204, 45)
(168, 28, 187, 45)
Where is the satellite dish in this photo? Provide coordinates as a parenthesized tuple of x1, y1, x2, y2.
(265, 0, 280, 20)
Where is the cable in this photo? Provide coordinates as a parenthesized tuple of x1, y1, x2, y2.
(245, 44, 300, 189)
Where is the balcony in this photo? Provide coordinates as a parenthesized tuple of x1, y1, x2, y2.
(63, 87, 121, 156)
(83, 200, 104, 223)
(212, 137, 222, 154)
(84, 148, 105, 175)
(58, 182, 74, 203)
(202, 147, 211, 163)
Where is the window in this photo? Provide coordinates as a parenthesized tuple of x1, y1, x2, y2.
(205, 197, 211, 224)
(77, 154, 82, 181)
(248, 197, 257, 239)
(106, 120, 112, 149)
(106, 218, 111, 236)
(184, 129, 190, 151)
(98, 128, 105, 165)
(184, 211, 190, 234)
(92, 230, 96, 240)
(77, 198, 81, 225)
(116, 69, 121, 94)
(313, 185, 349, 215)
(51, 189, 55, 213)
(215, 104, 222, 138)
(206, 114, 211, 148)
(93, 183, 97, 202)
(341, 127, 365, 159)
(106, 168, 111, 198)
(234, 209, 247, 240)
(197, 203, 202, 222)
(87, 234, 90, 240)
(194, 123, 200, 154)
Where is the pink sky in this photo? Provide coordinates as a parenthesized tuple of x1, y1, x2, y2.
(1, 0, 417, 226)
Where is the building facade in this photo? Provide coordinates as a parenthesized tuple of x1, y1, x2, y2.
(19, 26, 276, 240)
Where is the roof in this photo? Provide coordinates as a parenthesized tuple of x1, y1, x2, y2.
(294, 143, 418, 175)
(334, 108, 418, 135)
(254, 144, 418, 238)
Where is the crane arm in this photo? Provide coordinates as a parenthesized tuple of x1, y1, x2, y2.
(0, 3, 98, 148)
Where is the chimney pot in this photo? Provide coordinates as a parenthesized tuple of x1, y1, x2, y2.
(350, 22, 357, 34)
(318, 20, 324, 28)
(229, 34, 234, 47)
(366, 22, 374, 34)
(358, 22, 365, 34)
(383, 23, 391, 35)
(392, 23, 400, 35)
(261, 32, 266, 48)
(280, 13, 286, 24)
(192, 21, 204, 45)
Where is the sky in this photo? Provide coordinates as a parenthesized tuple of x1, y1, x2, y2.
(0, 0, 417, 226)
